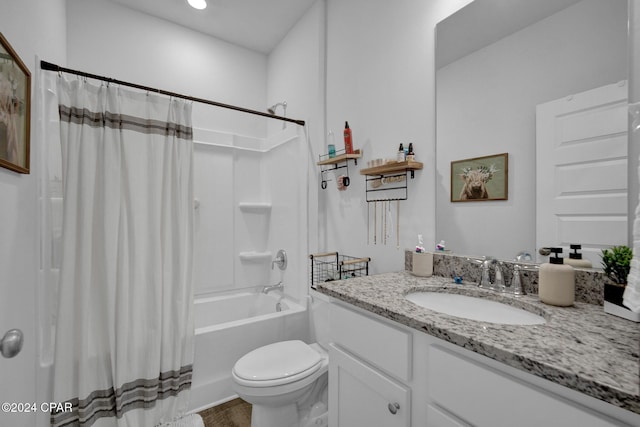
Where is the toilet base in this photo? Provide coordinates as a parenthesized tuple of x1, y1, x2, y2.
(251, 402, 328, 427)
(249, 373, 328, 427)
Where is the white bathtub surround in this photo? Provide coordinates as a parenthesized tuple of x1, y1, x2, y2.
(190, 291, 308, 413)
(52, 78, 195, 426)
(192, 125, 308, 304)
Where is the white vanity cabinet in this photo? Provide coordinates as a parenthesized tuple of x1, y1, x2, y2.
(329, 344, 410, 427)
(326, 301, 640, 427)
(427, 345, 624, 427)
(328, 303, 412, 427)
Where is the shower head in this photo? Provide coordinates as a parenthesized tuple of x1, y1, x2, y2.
(267, 101, 288, 129)
(267, 101, 287, 115)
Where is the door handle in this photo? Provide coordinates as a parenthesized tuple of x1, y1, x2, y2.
(1, 329, 23, 358)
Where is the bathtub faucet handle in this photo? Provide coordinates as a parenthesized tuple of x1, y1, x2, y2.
(272, 249, 287, 270)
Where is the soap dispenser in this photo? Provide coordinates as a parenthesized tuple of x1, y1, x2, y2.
(563, 244, 593, 268)
(539, 247, 575, 306)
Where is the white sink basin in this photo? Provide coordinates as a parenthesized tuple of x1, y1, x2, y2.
(405, 292, 546, 325)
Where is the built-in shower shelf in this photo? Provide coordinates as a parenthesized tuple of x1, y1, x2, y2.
(238, 202, 272, 212)
(239, 251, 272, 262)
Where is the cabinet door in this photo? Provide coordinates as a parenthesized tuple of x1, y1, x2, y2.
(329, 344, 410, 427)
(427, 404, 471, 427)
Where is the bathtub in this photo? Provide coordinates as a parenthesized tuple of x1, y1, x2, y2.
(189, 291, 308, 412)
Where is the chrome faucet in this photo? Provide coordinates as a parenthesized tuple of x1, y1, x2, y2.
(262, 281, 284, 294)
(478, 258, 506, 292)
(505, 263, 539, 297)
(508, 264, 525, 296)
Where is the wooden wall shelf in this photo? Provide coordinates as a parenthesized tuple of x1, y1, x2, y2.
(317, 149, 362, 166)
(360, 160, 423, 177)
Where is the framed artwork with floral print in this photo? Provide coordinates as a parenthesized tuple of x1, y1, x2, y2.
(451, 153, 508, 202)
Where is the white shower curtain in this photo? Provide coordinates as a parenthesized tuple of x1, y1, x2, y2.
(51, 78, 195, 426)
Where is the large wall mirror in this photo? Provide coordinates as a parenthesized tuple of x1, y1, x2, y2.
(435, 0, 629, 265)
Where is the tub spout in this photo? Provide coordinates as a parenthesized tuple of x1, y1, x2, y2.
(262, 281, 284, 294)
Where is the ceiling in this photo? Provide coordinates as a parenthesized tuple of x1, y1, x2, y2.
(435, 0, 582, 69)
(108, 0, 317, 54)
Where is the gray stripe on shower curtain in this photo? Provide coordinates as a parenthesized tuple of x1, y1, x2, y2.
(59, 105, 194, 139)
(50, 366, 193, 427)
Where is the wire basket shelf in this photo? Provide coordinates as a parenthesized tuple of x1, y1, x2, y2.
(309, 252, 371, 289)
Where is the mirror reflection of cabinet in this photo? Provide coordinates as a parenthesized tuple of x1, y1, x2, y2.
(435, 0, 628, 260)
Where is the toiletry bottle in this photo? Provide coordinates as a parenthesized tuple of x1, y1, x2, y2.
(343, 122, 353, 154)
(538, 247, 575, 306)
(397, 143, 405, 162)
(327, 130, 336, 158)
(563, 244, 593, 268)
(407, 142, 415, 162)
(412, 234, 432, 277)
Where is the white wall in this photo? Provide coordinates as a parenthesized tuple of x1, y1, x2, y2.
(66, 0, 268, 138)
(435, 0, 627, 260)
(66, 0, 275, 299)
(267, 0, 326, 294)
(322, 0, 472, 274)
(63, 0, 476, 290)
(0, 1, 66, 426)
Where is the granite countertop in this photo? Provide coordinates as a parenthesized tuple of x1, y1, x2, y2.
(316, 271, 640, 415)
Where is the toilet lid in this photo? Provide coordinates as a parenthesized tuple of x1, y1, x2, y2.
(233, 340, 322, 382)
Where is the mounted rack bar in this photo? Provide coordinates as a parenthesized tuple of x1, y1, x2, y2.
(364, 173, 408, 202)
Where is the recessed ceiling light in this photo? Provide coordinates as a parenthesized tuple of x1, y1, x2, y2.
(187, 0, 207, 10)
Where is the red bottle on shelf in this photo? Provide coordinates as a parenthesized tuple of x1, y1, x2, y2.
(343, 121, 353, 154)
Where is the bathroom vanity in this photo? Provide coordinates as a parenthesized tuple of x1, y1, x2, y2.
(317, 272, 640, 427)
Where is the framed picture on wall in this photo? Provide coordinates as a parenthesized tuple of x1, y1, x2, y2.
(0, 32, 31, 174)
(451, 153, 508, 202)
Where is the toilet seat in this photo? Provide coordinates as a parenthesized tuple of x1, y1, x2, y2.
(232, 340, 323, 388)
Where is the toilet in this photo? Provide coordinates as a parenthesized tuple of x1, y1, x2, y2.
(231, 340, 329, 427)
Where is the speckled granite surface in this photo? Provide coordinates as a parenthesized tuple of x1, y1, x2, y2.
(317, 271, 640, 415)
(406, 251, 609, 305)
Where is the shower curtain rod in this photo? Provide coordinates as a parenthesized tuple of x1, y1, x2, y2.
(40, 60, 305, 126)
